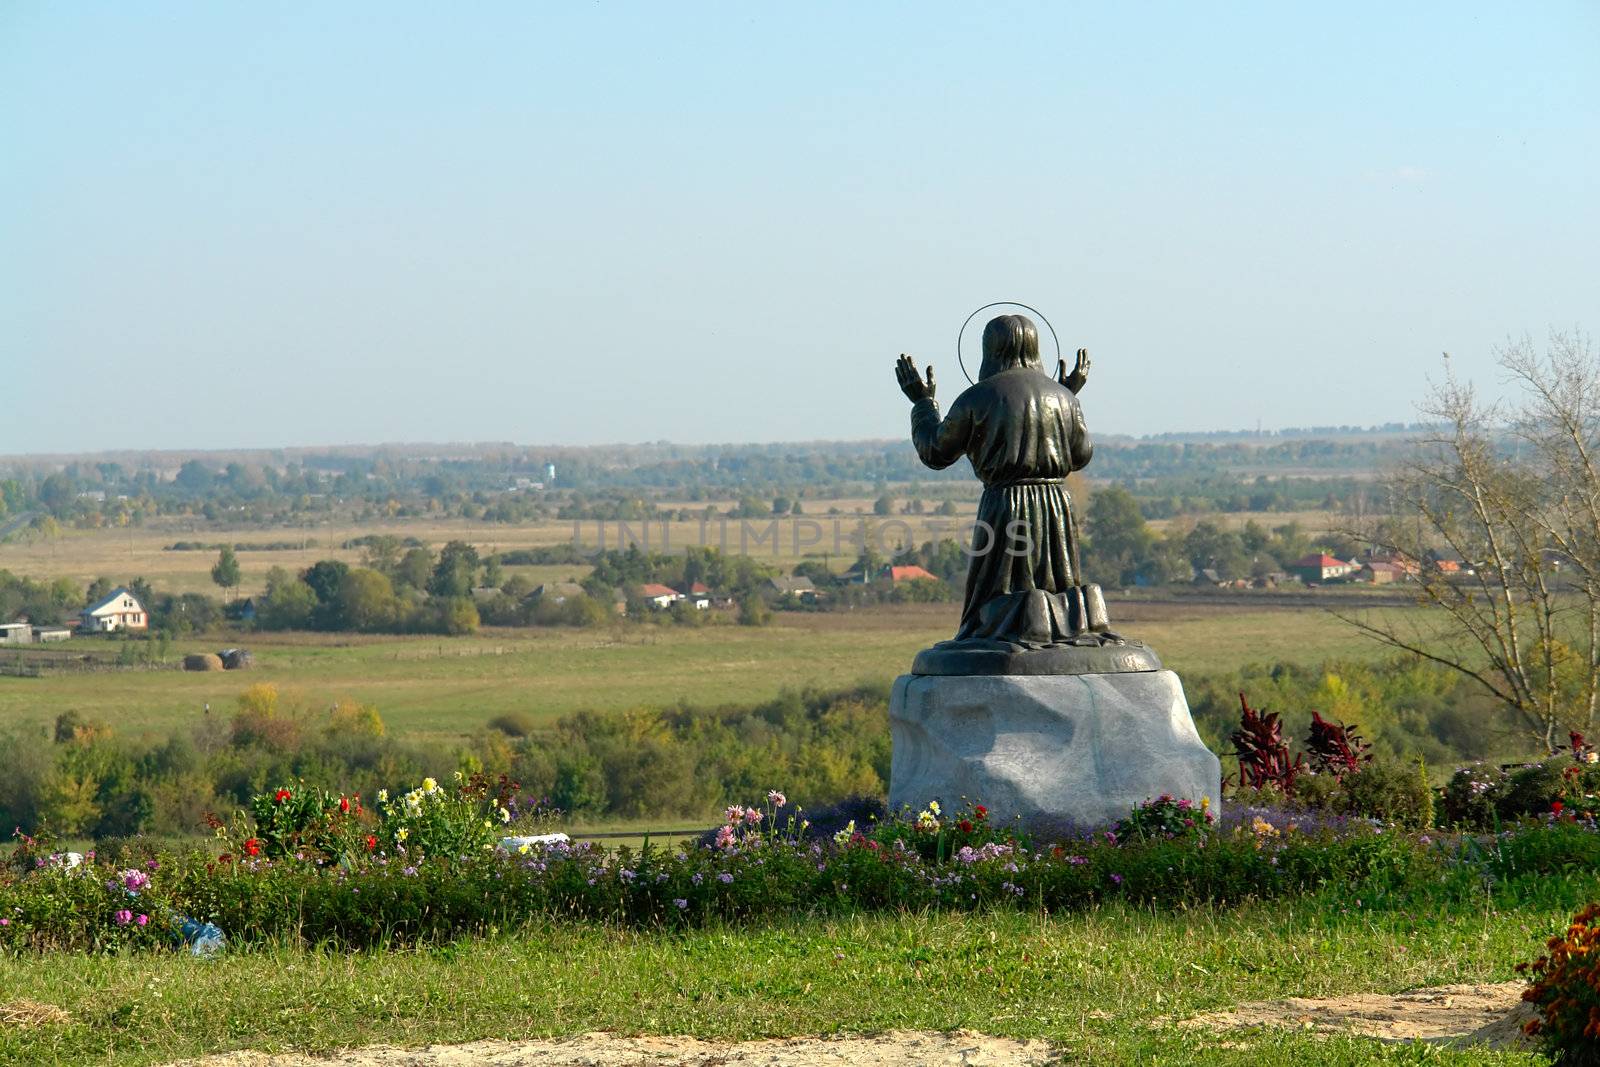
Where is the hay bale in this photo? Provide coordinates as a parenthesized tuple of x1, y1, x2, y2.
(182, 653, 224, 672)
(219, 648, 254, 670)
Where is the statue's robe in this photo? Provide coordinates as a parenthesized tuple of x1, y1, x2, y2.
(909, 363, 1093, 644)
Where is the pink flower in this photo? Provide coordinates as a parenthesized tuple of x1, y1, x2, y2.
(744, 808, 763, 825)
(724, 805, 746, 824)
(714, 825, 736, 849)
(114, 909, 133, 926)
(136, 914, 149, 926)
(767, 790, 787, 807)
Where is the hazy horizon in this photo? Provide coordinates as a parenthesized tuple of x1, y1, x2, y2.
(4, 3, 1596, 455)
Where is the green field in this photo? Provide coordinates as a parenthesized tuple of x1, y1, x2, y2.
(0, 900, 1563, 1065)
(0, 599, 1419, 746)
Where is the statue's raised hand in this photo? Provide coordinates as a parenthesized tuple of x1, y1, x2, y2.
(1057, 348, 1090, 394)
(895, 353, 936, 403)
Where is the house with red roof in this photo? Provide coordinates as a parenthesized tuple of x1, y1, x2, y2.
(635, 583, 682, 609)
(883, 564, 941, 584)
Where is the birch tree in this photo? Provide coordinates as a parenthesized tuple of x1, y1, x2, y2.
(1340, 332, 1600, 752)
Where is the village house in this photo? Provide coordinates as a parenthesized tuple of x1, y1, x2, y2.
(531, 582, 586, 604)
(79, 587, 149, 633)
(1286, 553, 1358, 584)
(767, 575, 817, 598)
(0, 621, 32, 645)
(883, 564, 941, 584)
(1361, 560, 1406, 585)
(635, 583, 682, 610)
(683, 582, 712, 609)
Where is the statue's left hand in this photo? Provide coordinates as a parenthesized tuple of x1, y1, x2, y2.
(896, 354, 936, 403)
(1057, 348, 1091, 394)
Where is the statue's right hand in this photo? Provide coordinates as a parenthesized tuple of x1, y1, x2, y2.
(895, 354, 936, 403)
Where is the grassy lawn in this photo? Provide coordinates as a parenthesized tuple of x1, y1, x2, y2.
(0, 601, 1420, 747)
(0, 897, 1564, 1065)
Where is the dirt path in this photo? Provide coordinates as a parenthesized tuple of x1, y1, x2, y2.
(163, 1030, 1059, 1067)
(1179, 981, 1538, 1048)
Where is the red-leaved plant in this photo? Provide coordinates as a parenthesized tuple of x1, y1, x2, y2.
(1229, 693, 1301, 792)
(1305, 711, 1373, 780)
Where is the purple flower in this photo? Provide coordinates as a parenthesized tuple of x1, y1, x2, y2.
(673, 898, 688, 910)
(718, 872, 734, 884)
(114, 909, 133, 926)
(119, 869, 150, 893)
(135, 914, 148, 926)
(1110, 873, 1124, 885)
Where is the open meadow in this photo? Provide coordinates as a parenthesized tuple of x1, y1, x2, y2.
(0, 598, 1421, 748)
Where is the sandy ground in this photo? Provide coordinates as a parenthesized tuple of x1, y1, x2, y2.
(161, 1031, 1058, 1066)
(3, 985, 1542, 1063)
(1179, 981, 1539, 1049)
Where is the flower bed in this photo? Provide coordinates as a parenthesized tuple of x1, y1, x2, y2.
(7, 784, 1600, 954)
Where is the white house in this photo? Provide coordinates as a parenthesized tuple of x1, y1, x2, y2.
(635, 583, 682, 609)
(80, 588, 149, 633)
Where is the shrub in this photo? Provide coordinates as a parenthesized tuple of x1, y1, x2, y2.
(1113, 793, 1215, 843)
(1229, 693, 1301, 792)
(488, 711, 537, 738)
(1518, 902, 1600, 1064)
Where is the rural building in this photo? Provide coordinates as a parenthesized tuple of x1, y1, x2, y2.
(0, 621, 32, 645)
(883, 564, 941, 584)
(1286, 553, 1357, 584)
(532, 582, 587, 604)
(683, 582, 712, 609)
(767, 575, 816, 598)
(1361, 561, 1406, 584)
(80, 587, 149, 633)
(33, 625, 71, 643)
(1425, 550, 1475, 577)
(636, 583, 682, 609)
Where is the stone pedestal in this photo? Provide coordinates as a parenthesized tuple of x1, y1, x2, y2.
(888, 670, 1221, 833)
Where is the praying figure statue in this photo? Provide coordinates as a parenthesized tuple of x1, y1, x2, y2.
(895, 314, 1128, 659)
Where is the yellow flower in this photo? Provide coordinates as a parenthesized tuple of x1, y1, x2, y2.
(396, 828, 409, 842)
(928, 800, 941, 816)
(422, 777, 438, 793)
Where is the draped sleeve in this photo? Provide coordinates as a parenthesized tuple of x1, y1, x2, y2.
(909, 396, 972, 471)
(1067, 393, 1093, 472)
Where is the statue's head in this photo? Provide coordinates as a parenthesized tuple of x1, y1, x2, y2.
(979, 314, 1041, 379)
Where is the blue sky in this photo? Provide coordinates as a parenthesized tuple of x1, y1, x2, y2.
(2, 2, 1596, 453)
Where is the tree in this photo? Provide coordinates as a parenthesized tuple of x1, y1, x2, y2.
(428, 540, 480, 598)
(1085, 485, 1152, 586)
(873, 494, 894, 516)
(394, 547, 434, 591)
(482, 554, 504, 589)
(210, 546, 242, 600)
(1339, 332, 1600, 751)
(332, 569, 402, 632)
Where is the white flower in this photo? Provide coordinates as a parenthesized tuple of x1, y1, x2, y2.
(377, 789, 389, 803)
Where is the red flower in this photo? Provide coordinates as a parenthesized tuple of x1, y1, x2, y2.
(958, 819, 974, 833)
(974, 805, 988, 820)
(339, 796, 351, 814)
(1552, 800, 1565, 815)
(274, 789, 291, 804)
(243, 838, 261, 856)
(365, 835, 377, 852)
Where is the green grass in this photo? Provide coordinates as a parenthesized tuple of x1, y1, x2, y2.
(0, 898, 1563, 1065)
(0, 603, 1424, 748)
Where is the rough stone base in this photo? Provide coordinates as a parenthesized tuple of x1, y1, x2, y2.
(888, 670, 1221, 833)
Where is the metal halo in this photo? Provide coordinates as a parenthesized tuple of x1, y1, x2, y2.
(956, 301, 1062, 384)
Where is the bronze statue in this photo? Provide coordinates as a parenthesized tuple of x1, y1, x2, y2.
(895, 314, 1159, 675)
